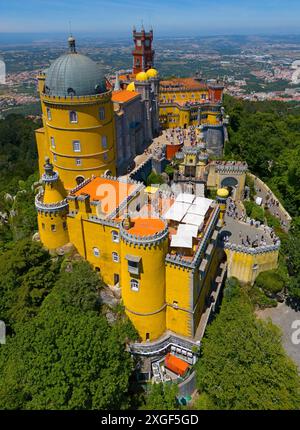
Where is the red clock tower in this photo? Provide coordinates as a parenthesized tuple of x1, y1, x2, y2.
(132, 26, 155, 74)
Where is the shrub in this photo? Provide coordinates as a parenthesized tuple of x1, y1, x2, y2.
(255, 270, 285, 295)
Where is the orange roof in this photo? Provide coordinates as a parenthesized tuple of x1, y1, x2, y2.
(74, 177, 138, 215)
(112, 89, 140, 103)
(127, 218, 165, 236)
(165, 353, 189, 376)
(160, 77, 207, 91)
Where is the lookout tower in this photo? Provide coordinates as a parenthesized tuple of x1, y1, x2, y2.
(132, 26, 155, 74)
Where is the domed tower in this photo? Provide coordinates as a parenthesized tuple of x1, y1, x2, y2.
(36, 36, 116, 191)
(120, 217, 168, 341)
(35, 157, 69, 250)
(216, 188, 229, 225)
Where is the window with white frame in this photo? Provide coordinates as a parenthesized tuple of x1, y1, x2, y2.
(53, 154, 57, 162)
(99, 107, 105, 120)
(76, 158, 82, 166)
(69, 111, 78, 123)
(111, 230, 119, 243)
(46, 107, 52, 121)
(93, 247, 100, 257)
(130, 279, 139, 292)
(50, 136, 55, 149)
(102, 135, 108, 149)
(72, 140, 81, 152)
(112, 252, 119, 263)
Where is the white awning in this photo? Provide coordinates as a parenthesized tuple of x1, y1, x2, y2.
(170, 233, 193, 249)
(182, 213, 205, 227)
(175, 193, 195, 204)
(162, 201, 191, 222)
(177, 223, 199, 238)
(188, 197, 212, 216)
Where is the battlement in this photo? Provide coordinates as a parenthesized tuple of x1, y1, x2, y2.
(120, 218, 169, 246)
(35, 192, 68, 212)
(41, 90, 112, 106)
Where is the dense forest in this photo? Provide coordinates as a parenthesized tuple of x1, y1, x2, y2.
(224, 96, 300, 302)
(0, 103, 300, 410)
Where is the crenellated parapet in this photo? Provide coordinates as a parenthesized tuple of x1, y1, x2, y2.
(35, 192, 68, 213)
(224, 241, 280, 255)
(120, 218, 168, 247)
(214, 160, 248, 174)
(41, 90, 112, 106)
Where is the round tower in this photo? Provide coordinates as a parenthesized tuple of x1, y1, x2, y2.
(37, 36, 116, 191)
(120, 217, 168, 341)
(35, 157, 69, 250)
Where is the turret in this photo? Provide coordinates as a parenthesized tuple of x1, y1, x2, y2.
(35, 157, 69, 250)
(216, 188, 229, 225)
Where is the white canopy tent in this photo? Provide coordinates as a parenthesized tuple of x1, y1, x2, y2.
(163, 201, 191, 222)
(177, 223, 199, 238)
(175, 193, 195, 204)
(170, 233, 193, 249)
(182, 213, 205, 227)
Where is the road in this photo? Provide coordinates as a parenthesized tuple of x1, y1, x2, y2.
(256, 303, 300, 371)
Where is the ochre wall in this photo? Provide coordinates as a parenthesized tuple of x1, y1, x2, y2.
(225, 249, 279, 285)
(38, 91, 116, 191)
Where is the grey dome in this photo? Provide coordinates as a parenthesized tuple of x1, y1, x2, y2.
(45, 51, 106, 97)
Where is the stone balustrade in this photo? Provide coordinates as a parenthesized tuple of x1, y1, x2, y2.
(35, 192, 68, 212)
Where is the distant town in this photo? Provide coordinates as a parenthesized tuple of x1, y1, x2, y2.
(2, 34, 300, 117)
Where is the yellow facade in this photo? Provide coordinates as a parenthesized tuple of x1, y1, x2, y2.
(35, 159, 69, 250)
(37, 210, 69, 250)
(121, 239, 168, 341)
(225, 248, 279, 285)
(159, 102, 221, 129)
(36, 73, 116, 191)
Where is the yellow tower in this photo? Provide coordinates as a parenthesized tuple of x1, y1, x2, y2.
(36, 36, 116, 192)
(216, 187, 229, 224)
(120, 217, 168, 341)
(35, 157, 69, 250)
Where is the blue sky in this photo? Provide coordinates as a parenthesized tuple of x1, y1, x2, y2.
(1, 0, 300, 35)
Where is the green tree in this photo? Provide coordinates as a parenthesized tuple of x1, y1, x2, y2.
(196, 280, 300, 410)
(255, 270, 285, 295)
(0, 259, 137, 410)
(0, 239, 60, 331)
(142, 383, 179, 410)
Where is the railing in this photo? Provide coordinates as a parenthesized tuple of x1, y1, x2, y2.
(129, 331, 198, 356)
(41, 90, 112, 104)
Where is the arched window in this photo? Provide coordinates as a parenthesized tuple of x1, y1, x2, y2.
(130, 279, 139, 292)
(111, 230, 119, 243)
(67, 88, 76, 96)
(112, 252, 119, 263)
(46, 107, 52, 121)
(93, 247, 100, 257)
(76, 175, 85, 185)
(69, 111, 78, 123)
(72, 140, 81, 152)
